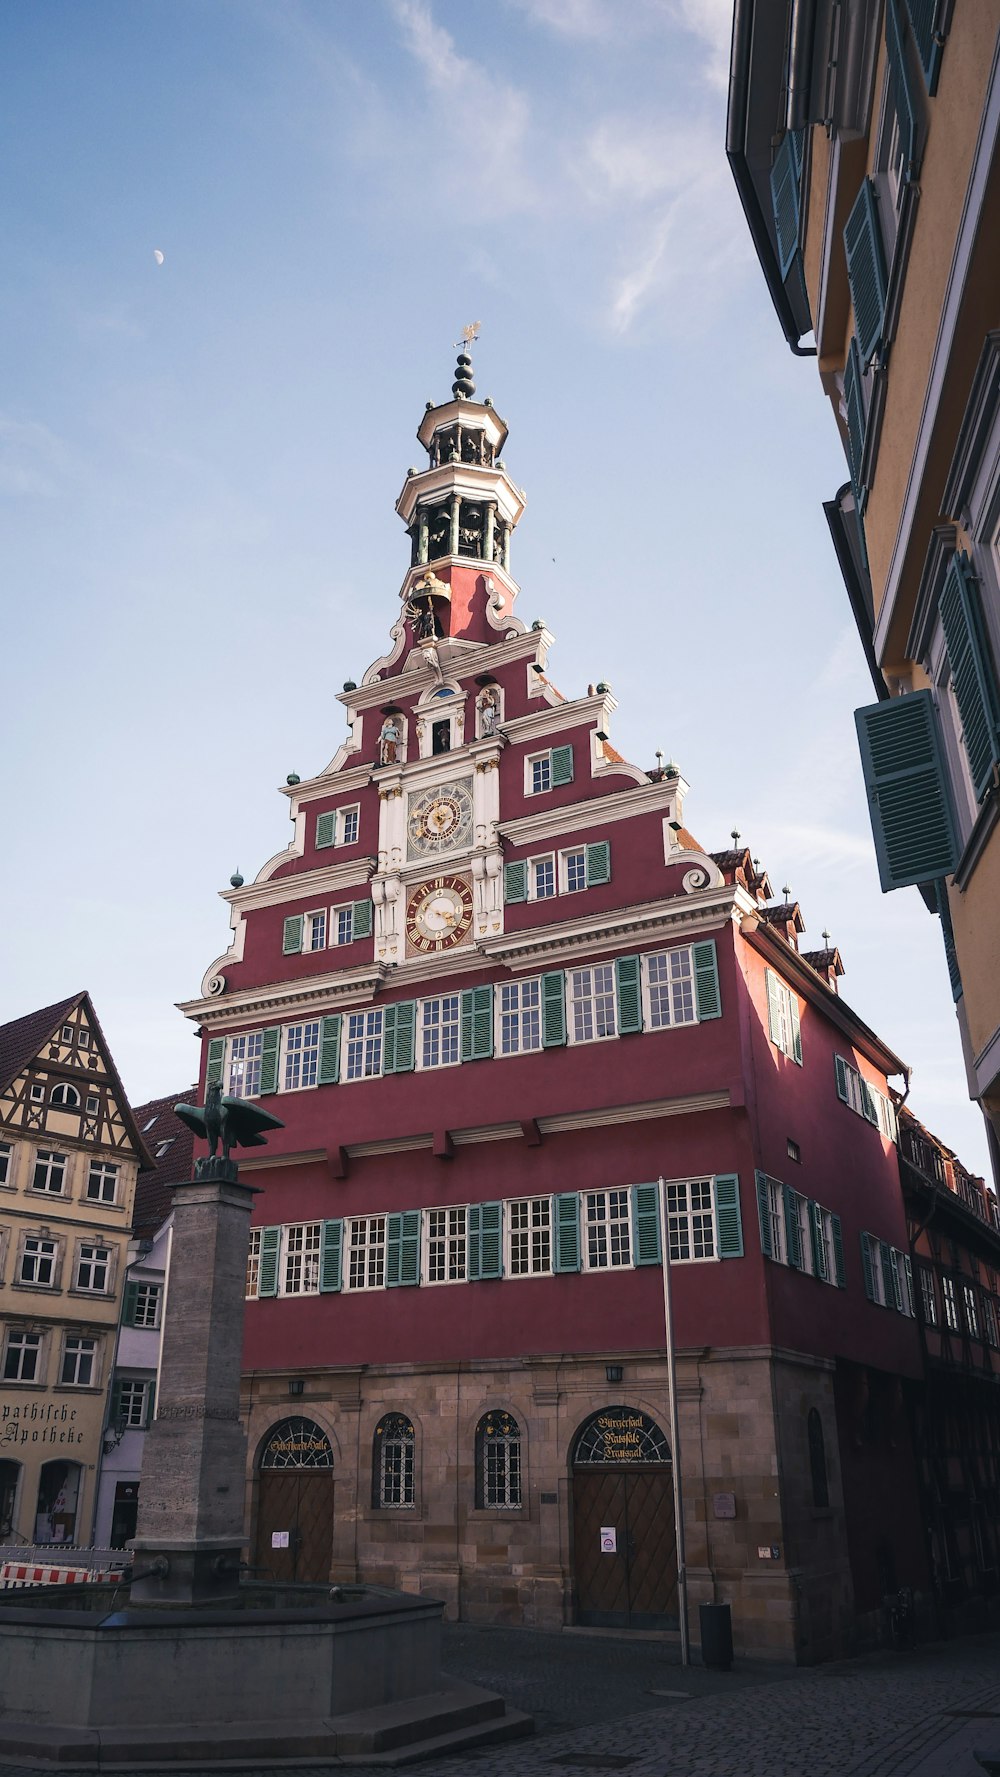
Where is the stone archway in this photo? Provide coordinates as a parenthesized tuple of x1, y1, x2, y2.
(570, 1407, 678, 1629)
(253, 1417, 335, 1584)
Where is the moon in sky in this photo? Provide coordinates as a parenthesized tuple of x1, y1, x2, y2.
(153, 249, 164, 265)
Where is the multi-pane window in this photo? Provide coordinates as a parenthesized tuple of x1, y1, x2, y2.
(532, 856, 556, 899)
(374, 1414, 415, 1509)
(3, 1330, 41, 1382)
(61, 1336, 97, 1387)
(51, 1083, 80, 1108)
(584, 1190, 631, 1270)
(341, 806, 360, 845)
(941, 1274, 960, 1331)
(646, 949, 696, 1028)
(246, 1229, 261, 1299)
(0, 1143, 11, 1186)
(229, 1032, 263, 1099)
(817, 1208, 837, 1284)
(283, 1223, 321, 1295)
(836, 1057, 896, 1139)
(75, 1244, 111, 1292)
(284, 1022, 321, 1092)
(766, 971, 801, 1063)
(33, 1151, 67, 1195)
(919, 1267, 938, 1327)
(307, 911, 327, 952)
(426, 1208, 467, 1282)
(420, 997, 461, 1070)
(761, 1177, 787, 1263)
(334, 906, 358, 946)
(569, 965, 617, 1044)
(963, 1283, 980, 1339)
(529, 754, 551, 794)
(345, 1010, 383, 1081)
(563, 849, 587, 894)
(116, 1379, 152, 1428)
(86, 1161, 119, 1204)
(477, 1411, 522, 1509)
(348, 1217, 387, 1290)
(796, 1195, 814, 1275)
(508, 1198, 552, 1276)
(131, 1283, 162, 1328)
(983, 1295, 999, 1348)
(20, 1236, 58, 1287)
(667, 1179, 715, 1261)
(499, 980, 542, 1055)
(893, 1250, 913, 1316)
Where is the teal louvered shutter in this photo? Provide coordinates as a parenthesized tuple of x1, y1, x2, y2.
(770, 129, 802, 279)
(832, 1215, 846, 1288)
(205, 1036, 225, 1088)
(842, 335, 868, 508)
(765, 970, 782, 1046)
(352, 898, 373, 939)
(855, 692, 958, 890)
(554, 1193, 581, 1272)
(860, 1232, 876, 1302)
(316, 811, 336, 849)
(784, 1185, 802, 1269)
(790, 998, 802, 1065)
(257, 1030, 282, 1094)
(756, 1172, 774, 1259)
(110, 1377, 123, 1427)
(541, 972, 566, 1048)
(468, 1203, 503, 1281)
(693, 941, 721, 1021)
(809, 1203, 828, 1280)
(835, 1055, 850, 1103)
(939, 552, 1000, 802)
(904, 0, 943, 93)
(460, 985, 494, 1061)
(880, 1239, 897, 1308)
(903, 1252, 914, 1315)
(632, 1183, 662, 1266)
(886, 0, 921, 169)
(283, 914, 304, 955)
(861, 1079, 879, 1125)
(585, 841, 611, 886)
(318, 1015, 341, 1086)
(504, 861, 528, 904)
(383, 1002, 416, 1074)
(550, 744, 574, 786)
(386, 1211, 421, 1287)
(258, 1226, 281, 1298)
(844, 178, 888, 366)
(144, 1378, 156, 1428)
(615, 956, 643, 1035)
(713, 1176, 744, 1259)
(122, 1281, 139, 1327)
(319, 1219, 343, 1294)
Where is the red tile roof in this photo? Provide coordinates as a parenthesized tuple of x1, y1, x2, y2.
(0, 992, 83, 1096)
(130, 1089, 198, 1238)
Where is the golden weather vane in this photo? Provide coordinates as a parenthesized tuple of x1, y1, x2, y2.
(455, 322, 481, 350)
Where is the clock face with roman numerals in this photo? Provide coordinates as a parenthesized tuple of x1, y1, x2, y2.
(406, 780, 474, 860)
(405, 875, 474, 953)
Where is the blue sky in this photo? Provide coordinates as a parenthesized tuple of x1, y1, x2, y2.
(2, 0, 989, 1178)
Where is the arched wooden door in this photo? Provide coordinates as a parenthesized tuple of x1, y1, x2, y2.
(571, 1407, 678, 1629)
(253, 1417, 334, 1584)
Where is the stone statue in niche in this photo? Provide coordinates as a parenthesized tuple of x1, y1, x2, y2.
(462, 430, 481, 464)
(477, 687, 500, 737)
(378, 716, 402, 766)
(492, 522, 506, 564)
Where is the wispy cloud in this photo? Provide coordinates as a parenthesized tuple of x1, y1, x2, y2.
(669, 0, 733, 91)
(0, 414, 70, 498)
(504, 0, 732, 89)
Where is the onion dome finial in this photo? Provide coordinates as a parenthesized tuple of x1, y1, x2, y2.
(452, 352, 476, 399)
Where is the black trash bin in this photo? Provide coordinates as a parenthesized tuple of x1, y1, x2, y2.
(699, 1601, 733, 1670)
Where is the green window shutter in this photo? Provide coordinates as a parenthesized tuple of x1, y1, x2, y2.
(834, 1055, 850, 1103)
(259, 1026, 282, 1096)
(904, 0, 943, 93)
(205, 1037, 226, 1088)
(844, 177, 888, 366)
(554, 1193, 581, 1273)
(460, 985, 494, 1061)
(770, 129, 802, 280)
(110, 1377, 123, 1426)
(258, 1226, 281, 1298)
(886, 0, 921, 170)
(318, 1015, 342, 1086)
(319, 1219, 343, 1294)
(541, 972, 566, 1048)
(755, 1171, 774, 1259)
(144, 1377, 156, 1428)
(713, 1175, 744, 1259)
(615, 956, 643, 1035)
(693, 940, 722, 1021)
(504, 862, 528, 904)
(631, 1183, 662, 1266)
(939, 552, 1000, 802)
(383, 1001, 416, 1074)
(790, 998, 803, 1066)
(860, 1232, 876, 1302)
(550, 744, 574, 786)
(386, 1211, 421, 1287)
(316, 812, 336, 849)
(765, 970, 782, 1046)
(468, 1202, 503, 1281)
(861, 1079, 879, 1126)
(880, 1239, 896, 1308)
(585, 841, 611, 886)
(784, 1185, 802, 1269)
(122, 1281, 139, 1327)
(283, 914, 304, 956)
(832, 1215, 846, 1288)
(352, 898, 373, 939)
(808, 1202, 828, 1280)
(843, 335, 868, 511)
(855, 692, 958, 890)
(903, 1252, 915, 1315)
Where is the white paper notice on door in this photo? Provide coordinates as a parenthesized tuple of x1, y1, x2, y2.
(600, 1526, 617, 1553)
(271, 1530, 290, 1549)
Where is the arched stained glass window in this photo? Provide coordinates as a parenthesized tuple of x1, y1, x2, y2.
(373, 1413, 415, 1508)
(807, 1408, 829, 1507)
(476, 1411, 522, 1509)
(260, 1417, 334, 1470)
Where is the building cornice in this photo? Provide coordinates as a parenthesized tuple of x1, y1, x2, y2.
(481, 888, 740, 972)
(498, 778, 680, 847)
(177, 965, 388, 1029)
(342, 629, 551, 713)
(221, 858, 377, 913)
(279, 764, 374, 805)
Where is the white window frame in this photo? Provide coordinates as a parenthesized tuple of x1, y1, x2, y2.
(498, 979, 542, 1056)
(507, 1197, 553, 1277)
(526, 752, 552, 796)
(665, 1177, 717, 1263)
(74, 1242, 113, 1294)
(892, 1249, 913, 1316)
(643, 947, 697, 1030)
(85, 1093, 99, 1114)
(132, 1282, 162, 1328)
(863, 1232, 887, 1305)
(567, 963, 617, 1045)
(50, 1083, 80, 1109)
(117, 1378, 152, 1429)
(61, 1024, 74, 1043)
(2, 1328, 43, 1383)
(528, 854, 556, 901)
(837, 1056, 897, 1139)
(418, 996, 461, 1071)
(246, 1228, 262, 1299)
(228, 1031, 264, 1100)
(281, 1222, 322, 1296)
(78, 1029, 90, 1049)
(583, 1189, 632, 1271)
(795, 1195, 814, 1275)
(347, 1216, 387, 1291)
(560, 847, 588, 895)
(19, 1234, 60, 1289)
(425, 1207, 468, 1283)
(338, 804, 360, 845)
(306, 910, 327, 953)
(344, 1010, 383, 1082)
(86, 1161, 119, 1204)
(929, 618, 980, 847)
(941, 1273, 959, 1331)
(333, 904, 358, 947)
(963, 1282, 981, 1339)
(30, 1084, 44, 1103)
(762, 1177, 787, 1264)
(768, 973, 801, 1064)
(0, 1142, 13, 1188)
(60, 1334, 98, 1388)
(919, 1266, 938, 1327)
(32, 1151, 67, 1195)
(283, 1021, 321, 1093)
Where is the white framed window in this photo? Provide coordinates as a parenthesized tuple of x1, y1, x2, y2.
(246, 1229, 262, 1299)
(941, 1273, 959, 1330)
(30, 1084, 44, 1102)
(562, 848, 588, 894)
(51, 1083, 80, 1109)
(862, 1233, 887, 1305)
(760, 1176, 787, 1263)
(86, 1161, 119, 1204)
(86, 1094, 99, 1114)
(75, 1243, 112, 1293)
(333, 904, 360, 946)
(419, 996, 461, 1070)
(525, 745, 573, 796)
(766, 970, 802, 1064)
(426, 1207, 467, 1283)
(584, 1189, 631, 1270)
(817, 1206, 837, 1284)
(60, 1335, 97, 1387)
(32, 1151, 67, 1195)
(283, 1222, 321, 1295)
(835, 1057, 896, 1138)
(963, 1283, 980, 1339)
(3, 1329, 42, 1382)
(131, 1283, 162, 1328)
(374, 1414, 415, 1509)
(78, 1029, 90, 1049)
(20, 1236, 59, 1288)
(284, 1021, 321, 1092)
(306, 911, 327, 952)
(508, 1197, 552, 1276)
(795, 1195, 814, 1275)
(530, 855, 556, 900)
(568, 964, 617, 1044)
(528, 752, 552, 795)
(666, 1178, 715, 1262)
(116, 1379, 152, 1429)
(0, 1142, 12, 1187)
(893, 1249, 914, 1316)
(983, 1295, 999, 1348)
(348, 1217, 387, 1290)
(499, 979, 542, 1055)
(228, 1031, 263, 1099)
(61, 1024, 74, 1043)
(919, 1267, 938, 1326)
(345, 1010, 383, 1081)
(645, 949, 696, 1029)
(317, 804, 360, 849)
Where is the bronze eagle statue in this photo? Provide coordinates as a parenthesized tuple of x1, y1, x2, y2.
(174, 1080, 284, 1166)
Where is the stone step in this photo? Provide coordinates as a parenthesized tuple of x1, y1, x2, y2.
(343, 1706, 536, 1767)
(333, 1678, 511, 1752)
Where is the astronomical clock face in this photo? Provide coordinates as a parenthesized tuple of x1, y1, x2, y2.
(405, 779, 474, 860)
(405, 875, 474, 953)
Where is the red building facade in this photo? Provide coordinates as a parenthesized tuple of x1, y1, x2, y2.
(181, 356, 929, 1660)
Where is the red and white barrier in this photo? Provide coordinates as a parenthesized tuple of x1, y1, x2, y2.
(0, 1561, 115, 1589)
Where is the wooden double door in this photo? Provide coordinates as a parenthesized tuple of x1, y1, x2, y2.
(572, 1465, 678, 1628)
(254, 1470, 334, 1584)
